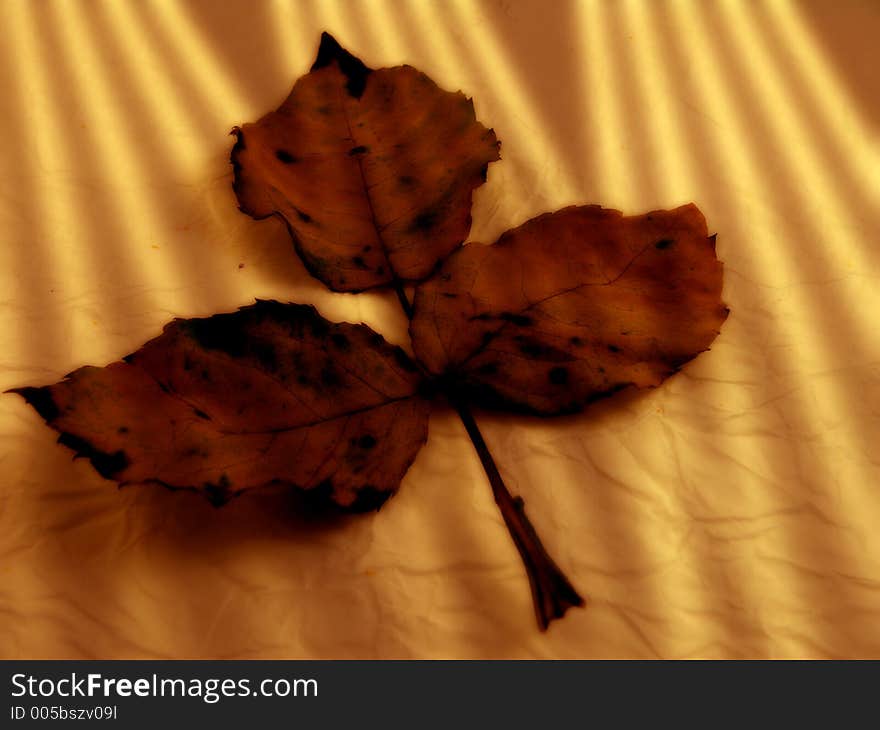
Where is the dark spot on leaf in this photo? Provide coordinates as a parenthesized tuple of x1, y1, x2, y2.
(352, 256, 369, 269)
(655, 238, 674, 250)
(203, 476, 231, 507)
(570, 337, 584, 346)
(548, 367, 569, 385)
(251, 341, 277, 370)
(192, 408, 211, 420)
(500, 312, 533, 326)
(297, 374, 310, 385)
(470, 312, 493, 321)
(358, 434, 376, 449)
(117, 426, 129, 434)
(442, 293, 458, 299)
(398, 175, 416, 187)
(309, 317, 330, 338)
(309, 478, 335, 505)
(520, 342, 545, 357)
(321, 365, 341, 387)
(331, 333, 351, 351)
(184, 316, 249, 358)
(348, 145, 369, 156)
(608, 344, 621, 353)
(311, 32, 372, 98)
(58, 433, 129, 479)
(410, 209, 438, 233)
(294, 207, 312, 223)
(275, 149, 298, 164)
(362, 245, 372, 252)
(376, 265, 385, 275)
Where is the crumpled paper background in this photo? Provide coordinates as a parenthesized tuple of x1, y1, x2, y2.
(1, 0, 878, 658)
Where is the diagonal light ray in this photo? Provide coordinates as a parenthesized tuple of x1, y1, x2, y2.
(145, 0, 253, 119)
(618, 0, 696, 204)
(95, 0, 205, 179)
(672, 0, 880, 633)
(574, 0, 632, 206)
(395, 0, 462, 72)
(2, 1, 70, 362)
(322, 0, 408, 62)
(445, 0, 581, 195)
(613, 0, 752, 653)
(6, 1, 68, 282)
(269, 0, 317, 72)
(766, 0, 879, 199)
(90, 0, 254, 308)
(718, 0, 875, 273)
(49, 0, 189, 315)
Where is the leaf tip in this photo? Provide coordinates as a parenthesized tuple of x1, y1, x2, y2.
(7, 385, 60, 422)
(311, 32, 372, 98)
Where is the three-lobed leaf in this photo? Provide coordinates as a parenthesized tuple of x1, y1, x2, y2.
(11, 33, 728, 631)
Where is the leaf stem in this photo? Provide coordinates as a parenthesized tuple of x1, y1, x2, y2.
(451, 396, 585, 630)
(394, 280, 413, 319)
(393, 278, 583, 629)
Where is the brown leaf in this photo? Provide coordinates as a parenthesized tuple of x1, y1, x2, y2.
(231, 33, 500, 291)
(12, 301, 429, 510)
(8, 29, 732, 631)
(411, 204, 728, 414)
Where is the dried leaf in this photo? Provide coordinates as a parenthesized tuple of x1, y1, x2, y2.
(11, 301, 429, 510)
(411, 204, 728, 414)
(10, 31, 731, 632)
(232, 33, 500, 291)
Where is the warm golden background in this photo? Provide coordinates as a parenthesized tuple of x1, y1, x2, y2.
(1, 0, 878, 658)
